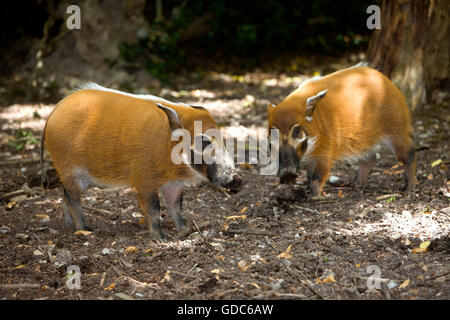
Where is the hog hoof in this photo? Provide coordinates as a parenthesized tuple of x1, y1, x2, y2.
(311, 195, 325, 201)
(280, 172, 297, 184)
(275, 185, 307, 203)
(149, 230, 170, 242)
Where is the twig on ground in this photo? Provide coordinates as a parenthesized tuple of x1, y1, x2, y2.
(375, 193, 402, 201)
(273, 292, 308, 299)
(0, 158, 47, 166)
(99, 272, 106, 287)
(176, 221, 212, 239)
(186, 263, 198, 275)
(311, 198, 340, 204)
(114, 292, 135, 300)
(1, 190, 26, 200)
(225, 227, 274, 236)
(214, 288, 240, 298)
(284, 265, 326, 300)
(82, 204, 117, 217)
(425, 271, 450, 281)
(120, 276, 160, 290)
(171, 270, 202, 280)
(1, 183, 39, 201)
(0, 283, 42, 289)
(210, 238, 241, 245)
(193, 220, 205, 240)
(294, 205, 319, 213)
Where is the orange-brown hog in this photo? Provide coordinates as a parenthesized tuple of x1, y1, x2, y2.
(267, 64, 416, 199)
(41, 83, 241, 240)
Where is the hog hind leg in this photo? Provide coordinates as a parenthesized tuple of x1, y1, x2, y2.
(60, 176, 90, 231)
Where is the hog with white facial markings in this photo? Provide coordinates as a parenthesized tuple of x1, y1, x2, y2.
(268, 64, 416, 199)
(41, 83, 241, 240)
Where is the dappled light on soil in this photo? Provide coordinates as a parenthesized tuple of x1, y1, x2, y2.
(0, 65, 449, 300)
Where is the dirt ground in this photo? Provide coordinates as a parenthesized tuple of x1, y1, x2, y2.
(1, 63, 449, 300)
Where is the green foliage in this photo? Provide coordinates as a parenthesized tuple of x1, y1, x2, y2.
(8, 130, 38, 151)
(182, 0, 373, 54)
(119, 22, 184, 82)
(118, 0, 374, 77)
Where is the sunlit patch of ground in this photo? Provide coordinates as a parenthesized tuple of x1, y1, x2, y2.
(0, 104, 52, 131)
(1, 64, 449, 300)
(351, 207, 450, 240)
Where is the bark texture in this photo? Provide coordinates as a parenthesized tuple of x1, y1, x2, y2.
(367, 0, 449, 110)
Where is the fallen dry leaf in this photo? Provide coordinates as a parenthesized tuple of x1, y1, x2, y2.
(412, 241, 431, 254)
(124, 246, 138, 254)
(74, 230, 92, 236)
(431, 159, 442, 168)
(420, 241, 431, 249)
(224, 214, 247, 221)
(383, 163, 401, 174)
(104, 282, 116, 291)
(239, 206, 248, 214)
(399, 278, 410, 289)
(323, 274, 336, 283)
(277, 245, 293, 260)
(6, 201, 17, 210)
(316, 274, 336, 284)
(161, 270, 171, 283)
(237, 260, 250, 272)
(87, 272, 100, 276)
(35, 214, 50, 219)
(210, 268, 222, 274)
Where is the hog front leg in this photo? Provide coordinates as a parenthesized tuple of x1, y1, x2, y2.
(310, 159, 331, 200)
(160, 181, 187, 234)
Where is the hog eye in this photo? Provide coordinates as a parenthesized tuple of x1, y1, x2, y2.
(292, 125, 302, 139)
(193, 136, 211, 153)
(202, 139, 212, 151)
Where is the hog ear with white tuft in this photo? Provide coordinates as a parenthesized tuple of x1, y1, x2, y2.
(190, 105, 207, 111)
(156, 103, 183, 132)
(305, 89, 328, 122)
(267, 102, 277, 114)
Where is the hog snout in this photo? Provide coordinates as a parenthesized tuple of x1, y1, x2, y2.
(224, 174, 242, 193)
(279, 169, 297, 184)
(278, 142, 299, 184)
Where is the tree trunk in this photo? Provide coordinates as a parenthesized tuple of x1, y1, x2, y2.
(367, 0, 449, 110)
(23, 0, 150, 90)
